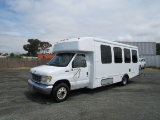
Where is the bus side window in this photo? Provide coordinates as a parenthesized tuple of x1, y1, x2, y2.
(124, 48, 131, 63)
(114, 47, 122, 63)
(100, 45, 112, 64)
(132, 50, 138, 63)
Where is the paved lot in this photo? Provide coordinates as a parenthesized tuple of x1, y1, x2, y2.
(0, 68, 160, 120)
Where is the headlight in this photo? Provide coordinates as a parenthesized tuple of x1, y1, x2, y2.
(41, 76, 52, 82)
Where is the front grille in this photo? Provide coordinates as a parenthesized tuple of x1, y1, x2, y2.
(31, 74, 41, 83)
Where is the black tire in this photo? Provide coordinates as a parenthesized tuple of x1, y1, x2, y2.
(121, 76, 128, 86)
(143, 64, 146, 69)
(139, 66, 141, 71)
(51, 83, 69, 102)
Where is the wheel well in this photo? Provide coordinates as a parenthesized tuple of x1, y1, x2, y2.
(123, 74, 129, 80)
(53, 80, 71, 89)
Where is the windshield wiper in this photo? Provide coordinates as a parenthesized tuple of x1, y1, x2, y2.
(47, 62, 62, 67)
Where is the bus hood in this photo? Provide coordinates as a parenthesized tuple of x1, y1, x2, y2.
(30, 65, 67, 76)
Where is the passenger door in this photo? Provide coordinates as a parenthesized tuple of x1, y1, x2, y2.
(72, 54, 89, 89)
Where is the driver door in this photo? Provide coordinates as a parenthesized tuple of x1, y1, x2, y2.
(72, 54, 89, 89)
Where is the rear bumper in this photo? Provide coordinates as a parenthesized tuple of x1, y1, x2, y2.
(28, 79, 53, 95)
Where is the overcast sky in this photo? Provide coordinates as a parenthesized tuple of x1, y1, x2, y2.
(0, 0, 160, 53)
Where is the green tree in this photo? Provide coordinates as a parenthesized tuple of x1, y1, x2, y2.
(156, 43, 160, 55)
(23, 39, 41, 56)
(39, 42, 52, 53)
(10, 53, 15, 57)
(23, 39, 52, 56)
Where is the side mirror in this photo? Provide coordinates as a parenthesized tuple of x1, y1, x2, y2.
(81, 59, 87, 67)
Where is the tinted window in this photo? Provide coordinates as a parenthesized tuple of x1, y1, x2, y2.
(101, 45, 112, 64)
(72, 54, 86, 68)
(132, 50, 138, 63)
(124, 48, 131, 63)
(114, 47, 122, 63)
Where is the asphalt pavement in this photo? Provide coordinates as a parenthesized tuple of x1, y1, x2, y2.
(0, 68, 160, 120)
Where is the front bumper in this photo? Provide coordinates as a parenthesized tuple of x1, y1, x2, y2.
(28, 79, 53, 95)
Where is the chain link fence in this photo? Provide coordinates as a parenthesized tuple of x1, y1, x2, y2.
(0, 58, 51, 68)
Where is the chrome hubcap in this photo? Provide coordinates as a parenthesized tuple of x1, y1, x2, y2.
(123, 78, 127, 84)
(57, 87, 67, 100)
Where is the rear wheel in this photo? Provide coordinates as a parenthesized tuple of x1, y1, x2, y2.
(121, 76, 128, 86)
(51, 83, 69, 102)
(139, 66, 141, 71)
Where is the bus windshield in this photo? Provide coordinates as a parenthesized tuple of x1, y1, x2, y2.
(47, 53, 75, 67)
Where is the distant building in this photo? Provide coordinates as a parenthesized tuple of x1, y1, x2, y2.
(0, 53, 9, 58)
(117, 41, 159, 67)
(117, 42, 156, 56)
(0, 56, 7, 58)
(38, 54, 54, 59)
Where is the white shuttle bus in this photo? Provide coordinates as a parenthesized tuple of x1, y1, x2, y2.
(28, 37, 139, 102)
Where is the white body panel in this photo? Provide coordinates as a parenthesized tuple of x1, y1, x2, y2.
(53, 37, 94, 52)
(92, 40, 139, 88)
(29, 37, 139, 93)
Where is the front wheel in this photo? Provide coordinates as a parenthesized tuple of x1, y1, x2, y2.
(51, 83, 69, 102)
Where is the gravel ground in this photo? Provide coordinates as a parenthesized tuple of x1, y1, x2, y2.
(0, 68, 160, 120)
